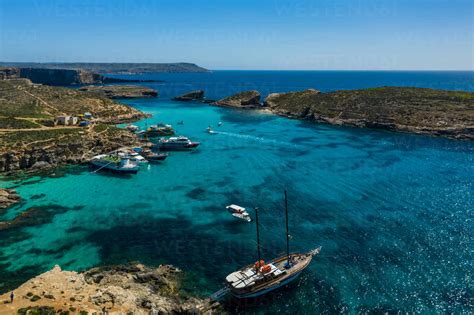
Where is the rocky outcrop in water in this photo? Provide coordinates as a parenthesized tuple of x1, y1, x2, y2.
(0, 264, 218, 314)
(79, 85, 158, 99)
(214, 90, 262, 108)
(173, 90, 205, 101)
(0, 188, 20, 210)
(263, 87, 474, 139)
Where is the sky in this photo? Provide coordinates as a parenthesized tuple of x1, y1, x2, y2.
(0, 0, 472, 70)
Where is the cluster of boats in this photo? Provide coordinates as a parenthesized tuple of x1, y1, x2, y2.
(91, 122, 199, 174)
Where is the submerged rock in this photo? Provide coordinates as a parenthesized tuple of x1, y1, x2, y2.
(173, 90, 205, 101)
(214, 90, 262, 108)
(0, 188, 20, 209)
(0, 263, 218, 314)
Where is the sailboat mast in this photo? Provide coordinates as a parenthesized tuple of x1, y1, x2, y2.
(255, 207, 261, 268)
(285, 190, 290, 265)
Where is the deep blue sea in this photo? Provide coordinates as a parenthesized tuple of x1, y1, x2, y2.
(1, 71, 473, 313)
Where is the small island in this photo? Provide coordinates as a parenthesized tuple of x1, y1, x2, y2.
(213, 87, 473, 139)
(172, 90, 205, 101)
(213, 90, 262, 108)
(79, 85, 158, 99)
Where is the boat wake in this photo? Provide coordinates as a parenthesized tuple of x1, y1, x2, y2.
(212, 131, 299, 148)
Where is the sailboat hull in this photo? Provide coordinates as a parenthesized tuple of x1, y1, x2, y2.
(230, 269, 303, 298)
(227, 253, 313, 299)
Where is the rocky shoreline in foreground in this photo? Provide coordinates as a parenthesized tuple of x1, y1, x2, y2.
(176, 87, 473, 140)
(0, 264, 218, 314)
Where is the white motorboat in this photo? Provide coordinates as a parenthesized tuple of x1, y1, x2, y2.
(226, 204, 252, 222)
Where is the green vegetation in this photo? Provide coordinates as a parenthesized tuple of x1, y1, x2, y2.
(29, 295, 41, 302)
(17, 306, 55, 315)
(0, 129, 82, 153)
(0, 117, 41, 129)
(0, 79, 142, 119)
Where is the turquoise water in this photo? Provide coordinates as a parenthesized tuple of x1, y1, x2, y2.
(1, 71, 473, 313)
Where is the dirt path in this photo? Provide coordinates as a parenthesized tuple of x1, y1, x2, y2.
(16, 85, 61, 115)
(0, 126, 80, 132)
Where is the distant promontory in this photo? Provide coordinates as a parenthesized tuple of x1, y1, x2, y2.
(0, 62, 209, 73)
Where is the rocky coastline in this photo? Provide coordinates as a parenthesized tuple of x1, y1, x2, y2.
(202, 88, 474, 139)
(0, 264, 218, 314)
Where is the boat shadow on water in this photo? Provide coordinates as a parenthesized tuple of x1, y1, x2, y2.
(87, 165, 136, 178)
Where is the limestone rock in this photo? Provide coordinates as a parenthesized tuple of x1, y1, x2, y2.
(0, 188, 21, 209)
(172, 90, 205, 101)
(0, 263, 219, 314)
(214, 90, 262, 108)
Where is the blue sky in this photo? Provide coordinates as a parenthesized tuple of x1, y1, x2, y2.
(0, 0, 472, 70)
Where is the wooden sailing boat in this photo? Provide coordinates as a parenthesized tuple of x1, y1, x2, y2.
(224, 191, 321, 298)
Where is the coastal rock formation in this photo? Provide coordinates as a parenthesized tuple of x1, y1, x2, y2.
(0, 67, 20, 80)
(263, 87, 474, 139)
(79, 85, 158, 99)
(173, 90, 205, 101)
(0, 188, 20, 209)
(214, 90, 262, 108)
(0, 264, 217, 314)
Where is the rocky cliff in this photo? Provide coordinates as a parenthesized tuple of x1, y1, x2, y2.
(263, 87, 473, 139)
(214, 90, 262, 108)
(0, 264, 217, 314)
(17, 68, 104, 86)
(79, 85, 158, 99)
(0, 67, 163, 86)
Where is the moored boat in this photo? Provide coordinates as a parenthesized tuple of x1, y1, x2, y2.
(126, 124, 139, 132)
(223, 191, 321, 299)
(207, 126, 217, 134)
(226, 204, 252, 222)
(145, 124, 175, 137)
(154, 136, 200, 151)
(90, 154, 140, 174)
(141, 149, 168, 161)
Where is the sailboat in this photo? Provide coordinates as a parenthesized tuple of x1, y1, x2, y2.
(224, 191, 321, 299)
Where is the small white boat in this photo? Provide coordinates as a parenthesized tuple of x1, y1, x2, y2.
(226, 204, 252, 222)
(90, 154, 140, 174)
(207, 126, 217, 134)
(117, 149, 148, 164)
(126, 124, 139, 132)
(218, 122, 223, 127)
